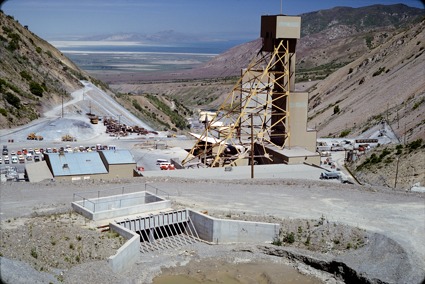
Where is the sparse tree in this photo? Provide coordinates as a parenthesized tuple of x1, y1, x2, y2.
(333, 105, 340, 115)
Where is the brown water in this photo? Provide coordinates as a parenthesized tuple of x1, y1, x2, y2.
(153, 261, 322, 284)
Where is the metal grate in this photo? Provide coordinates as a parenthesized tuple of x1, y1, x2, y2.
(117, 210, 200, 253)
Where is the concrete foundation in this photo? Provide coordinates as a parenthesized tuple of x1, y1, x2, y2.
(71, 191, 171, 221)
(188, 210, 279, 244)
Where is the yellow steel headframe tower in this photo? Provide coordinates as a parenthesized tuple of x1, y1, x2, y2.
(183, 15, 304, 168)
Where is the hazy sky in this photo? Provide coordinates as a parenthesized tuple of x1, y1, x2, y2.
(3, 0, 424, 41)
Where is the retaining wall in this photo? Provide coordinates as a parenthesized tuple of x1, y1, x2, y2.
(189, 210, 279, 244)
(107, 222, 139, 273)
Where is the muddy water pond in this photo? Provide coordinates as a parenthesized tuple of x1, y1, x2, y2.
(153, 260, 322, 284)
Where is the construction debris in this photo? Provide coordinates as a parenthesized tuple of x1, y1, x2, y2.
(103, 116, 155, 137)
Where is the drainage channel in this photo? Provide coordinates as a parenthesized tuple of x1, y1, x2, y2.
(116, 209, 201, 253)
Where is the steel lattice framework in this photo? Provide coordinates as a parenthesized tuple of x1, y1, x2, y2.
(182, 40, 293, 168)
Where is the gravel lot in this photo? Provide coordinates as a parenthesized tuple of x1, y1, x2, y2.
(1, 177, 424, 283)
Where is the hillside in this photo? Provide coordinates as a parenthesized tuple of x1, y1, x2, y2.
(296, 4, 424, 73)
(307, 18, 425, 142)
(0, 11, 193, 131)
(0, 11, 97, 129)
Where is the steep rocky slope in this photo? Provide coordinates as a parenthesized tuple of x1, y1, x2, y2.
(307, 18, 425, 142)
(296, 4, 424, 72)
(0, 11, 99, 129)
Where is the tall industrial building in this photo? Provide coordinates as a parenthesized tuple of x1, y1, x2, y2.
(183, 15, 320, 167)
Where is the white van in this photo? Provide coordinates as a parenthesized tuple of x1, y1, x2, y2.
(156, 159, 168, 165)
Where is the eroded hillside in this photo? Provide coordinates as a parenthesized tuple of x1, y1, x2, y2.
(0, 12, 92, 128)
(307, 18, 425, 143)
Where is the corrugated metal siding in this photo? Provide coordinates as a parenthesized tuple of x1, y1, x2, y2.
(99, 150, 135, 165)
(46, 152, 108, 177)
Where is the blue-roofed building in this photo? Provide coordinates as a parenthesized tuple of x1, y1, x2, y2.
(44, 152, 108, 181)
(41, 149, 137, 181)
(98, 150, 136, 179)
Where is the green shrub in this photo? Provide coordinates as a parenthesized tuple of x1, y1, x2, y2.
(272, 237, 282, 246)
(0, 108, 7, 117)
(340, 129, 350, 137)
(283, 232, 295, 244)
(30, 248, 38, 259)
(412, 98, 424, 110)
(379, 148, 391, 159)
(407, 139, 422, 151)
(372, 67, 386, 77)
(35, 46, 42, 53)
(20, 70, 32, 81)
(365, 35, 373, 49)
(5, 92, 20, 108)
(132, 99, 143, 112)
(29, 81, 43, 97)
(7, 40, 19, 51)
(333, 105, 340, 115)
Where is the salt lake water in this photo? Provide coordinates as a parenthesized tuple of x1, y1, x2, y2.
(51, 40, 245, 74)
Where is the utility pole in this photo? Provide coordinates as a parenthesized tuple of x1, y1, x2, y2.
(117, 114, 122, 139)
(61, 93, 64, 118)
(394, 156, 400, 189)
(250, 114, 254, 179)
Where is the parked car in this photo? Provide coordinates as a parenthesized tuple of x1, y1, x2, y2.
(4, 155, 9, 164)
(320, 171, 341, 180)
(26, 153, 33, 161)
(34, 155, 41, 162)
(11, 156, 18, 164)
(18, 155, 25, 163)
(0, 156, 2, 164)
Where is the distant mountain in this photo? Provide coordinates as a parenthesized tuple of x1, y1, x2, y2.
(179, 4, 424, 80)
(297, 4, 424, 72)
(80, 30, 221, 44)
(300, 4, 423, 36)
